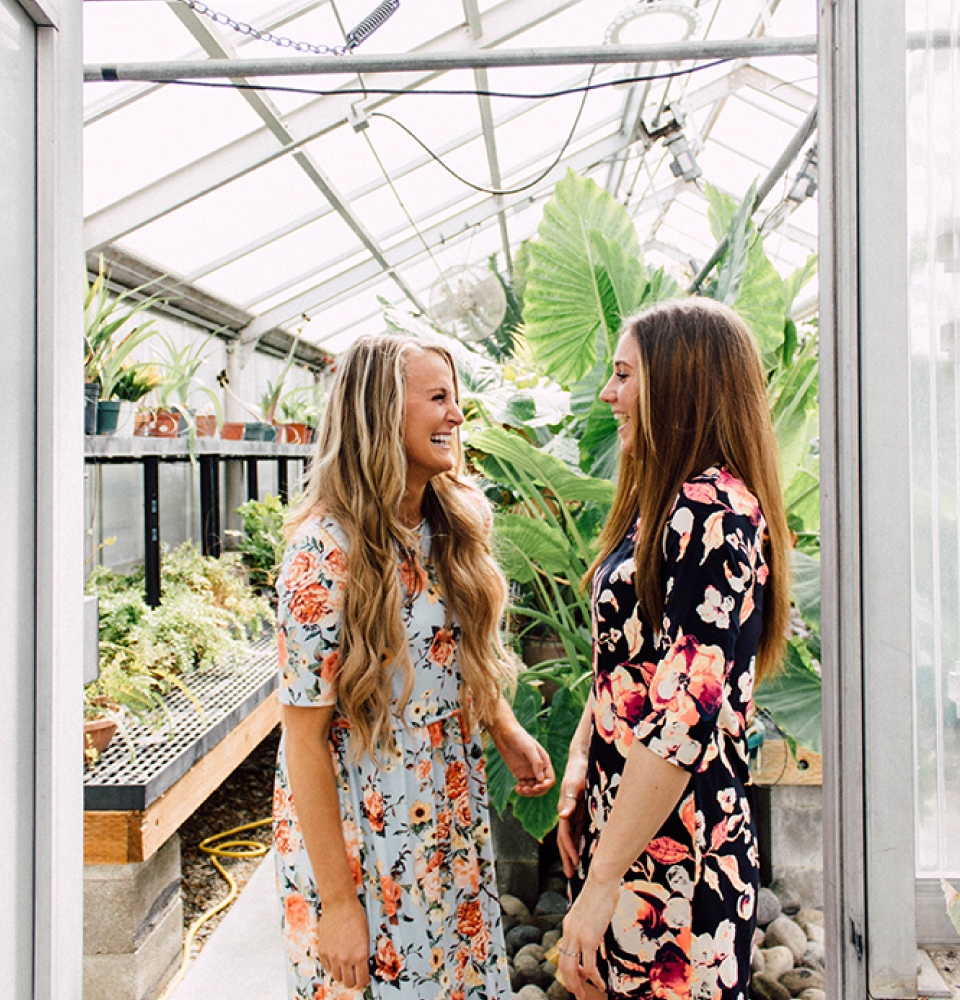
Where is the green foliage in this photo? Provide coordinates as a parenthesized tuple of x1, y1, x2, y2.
(467, 427, 610, 838)
(85, 543, 273, 725)
(523, 169, 682, 389)
(259, 337, 301, 424)
(84, 257, 165, 401)
(229, 495, 288, 592)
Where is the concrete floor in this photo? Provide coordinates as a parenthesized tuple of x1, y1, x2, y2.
(169, 852, 287, 1000)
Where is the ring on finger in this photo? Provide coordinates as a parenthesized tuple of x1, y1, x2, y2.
(558, 946, 579, 958)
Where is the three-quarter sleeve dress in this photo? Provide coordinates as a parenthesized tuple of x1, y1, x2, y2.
(572, 466, 768, 1000)
(272, 514, 511, 1000)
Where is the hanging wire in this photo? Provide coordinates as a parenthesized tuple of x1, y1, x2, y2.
(152, 58, 732, 102)
(367, 66, 596, 197)
(360, 126, 448, 284)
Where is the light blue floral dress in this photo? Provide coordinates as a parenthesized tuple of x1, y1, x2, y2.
(272, 514, 511, 1000)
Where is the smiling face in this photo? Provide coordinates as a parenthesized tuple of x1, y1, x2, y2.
(402, 349, 464, 490)
(599, 331, 642, 456)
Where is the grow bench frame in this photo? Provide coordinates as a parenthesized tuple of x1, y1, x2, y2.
(84, 436, 311, 606)
(83, 633, 280, 865)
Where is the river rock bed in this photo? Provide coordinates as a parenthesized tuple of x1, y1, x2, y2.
(499, 877, 826, 1000)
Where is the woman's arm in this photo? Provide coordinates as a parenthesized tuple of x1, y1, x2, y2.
(556, 693, 593, 877)
(483, 694, 555, 796)
(282, 704, 370, 991)
(557, 739, 690, 1000)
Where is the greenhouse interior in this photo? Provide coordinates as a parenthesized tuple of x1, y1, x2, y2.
(3, 0, 960, 998)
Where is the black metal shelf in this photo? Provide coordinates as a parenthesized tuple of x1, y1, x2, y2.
(85, 435, 311, 604)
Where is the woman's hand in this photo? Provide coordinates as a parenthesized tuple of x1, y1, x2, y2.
(556, 873, 619, 1000)
(557, 750, 588, 878)
(487, 699, 555, 796)
(317, 895, 370, 990)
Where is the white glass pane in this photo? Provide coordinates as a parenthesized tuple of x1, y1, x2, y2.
(908, 0, 960, 879)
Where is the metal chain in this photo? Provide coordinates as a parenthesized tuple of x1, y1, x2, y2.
(177, 0, 350, 56)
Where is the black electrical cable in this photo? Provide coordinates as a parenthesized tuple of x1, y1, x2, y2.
(144, 58, 733, 102)
(365, 66, 596, 197)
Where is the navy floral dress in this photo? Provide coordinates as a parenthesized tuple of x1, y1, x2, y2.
(572, 467, 768, 1000)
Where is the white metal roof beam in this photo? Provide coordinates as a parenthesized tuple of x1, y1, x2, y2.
(169, 2, 427, 330)
(242, 127, 635, 335)
(462, 0, 512, 271)
(84, 36, 818, 81)
(187, 65, 602, 282)
(244, 106, 623, 307)
(83, 0, 586, 249)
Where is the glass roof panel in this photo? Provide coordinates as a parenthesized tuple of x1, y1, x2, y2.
(83, 84, 267, 215)
(117, 157, 327, 275)
(195, 213, 366, 306)
(82, 0, 820, 350)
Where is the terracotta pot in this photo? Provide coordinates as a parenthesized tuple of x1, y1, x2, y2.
(134, 411, 153, 436)
(277, 422, 308, 444)
(83, 716, 117, 766)
(138, 408, 179, 437)
(195, 414, 218, 437)
(220, 421, 245, 440)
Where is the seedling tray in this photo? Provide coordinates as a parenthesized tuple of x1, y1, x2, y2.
(83, 633, 278, 811)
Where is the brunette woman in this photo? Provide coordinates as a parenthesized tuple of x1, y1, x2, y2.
(556, 298, 791, 1000)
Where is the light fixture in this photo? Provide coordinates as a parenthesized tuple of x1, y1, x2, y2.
(787, 144, 818, 204)
(663, 129, 701, 182)
(605, 1, 701, 46)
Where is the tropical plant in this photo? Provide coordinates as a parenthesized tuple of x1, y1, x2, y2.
(84, 256, 165, 401)
(227, 495, 288, 593)
(467, 426, 613, 839)
(112, 362, 162, 404)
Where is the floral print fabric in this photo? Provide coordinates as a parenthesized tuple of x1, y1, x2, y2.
(573, 467, 768, 1000)
(273, 515, 511, 1000)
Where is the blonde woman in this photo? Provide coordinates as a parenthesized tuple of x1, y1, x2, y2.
(555, 299, 792, 1000)
(273, 334, 554, 1000)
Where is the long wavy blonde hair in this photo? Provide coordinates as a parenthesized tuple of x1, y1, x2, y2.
(584, 297, 791, 682)
(285, 334, 515, 758)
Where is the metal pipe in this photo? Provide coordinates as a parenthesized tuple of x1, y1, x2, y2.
(687, 104, 818, 294)
(83, 36, 818, 82)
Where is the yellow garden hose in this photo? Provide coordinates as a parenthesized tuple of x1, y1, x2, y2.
(158, 817, 273, 1000)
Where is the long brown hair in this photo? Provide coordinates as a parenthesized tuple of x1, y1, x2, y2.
(585, 297, 791, 681)
(286, 334, 515, 758)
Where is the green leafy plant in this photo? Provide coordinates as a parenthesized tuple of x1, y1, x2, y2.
(227, 495, 288, 593)
(467, 426, 613, 839)
(85, 543, 274, 726)
(112, 362, 162, 404)
(153, 333, 224, 428)
(260, 337, 302, 424)
(84, 256, 165, 401)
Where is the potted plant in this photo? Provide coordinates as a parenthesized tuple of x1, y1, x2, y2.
(146, 333, 224, 439)
(276, 387, 321, 444)
(84, 257, 165, 435)
(254, 336, 301, 441)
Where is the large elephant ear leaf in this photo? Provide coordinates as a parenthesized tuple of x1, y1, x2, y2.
(524, 170, 640, 387)
(588, 230, 650, 342)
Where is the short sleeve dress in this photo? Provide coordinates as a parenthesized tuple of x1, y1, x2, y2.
(572, 467, 768, 1000)
(272, 514, 511, 1000)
